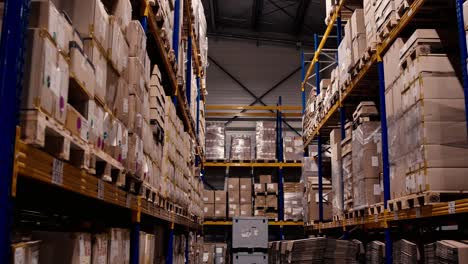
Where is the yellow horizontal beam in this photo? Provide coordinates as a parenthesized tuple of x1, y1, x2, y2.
(206, 105, 302, 111)
(203, 221, 304, 226)
(206, 112, 302, 117)
(203, 162, 302, 167)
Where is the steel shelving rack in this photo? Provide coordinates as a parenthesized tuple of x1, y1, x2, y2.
(301, 0, 468, 263)
(0, 0, 207, 263)
(203, 103, 304, 240)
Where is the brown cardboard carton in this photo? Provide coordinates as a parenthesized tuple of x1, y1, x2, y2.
(259, 175, 272, 184)
(202, 244, 214, 264)
(23, 29, 70, 123)
(105, 0, 132, 32)
(65, 105, 89, 141)
(125, 57, 146, 99)
(254, 196, 266, 207)
(107, 16, 129, 74)
(266, 195, 278, 208)
(92, 233, 108, 264)
(240, 204, 252, 216)
(33, 232, 92, 264)
(266, 183, 278, 193)
(228, 205, 240, 218)
(203, 204, 215, 218)
(83, 39, 107, 103)
(239, 191, 251, 205)
(61, 0, 109, 48)
(70, 42, 95, 98)
(202, 190, 215, 204)
(239, 178, 252, 192)
(214, 204, 226, 218)
(254, 183, 265, 193)
(226, 178, 239, 191)
(29, 1, 73, 53)
(351, 9, 366, 38)
(12, 241, 40, 264)
(228, 190, 239, 204)
(126, 20, 147, 62)
(214, 190, 227, 205)
(254, 208, 265, 216)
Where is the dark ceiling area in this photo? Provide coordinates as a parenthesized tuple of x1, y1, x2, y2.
(201, 0, 326, 47)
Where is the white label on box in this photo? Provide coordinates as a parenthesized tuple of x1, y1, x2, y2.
(229, 184, 234, 189)
(286, 147, 293, 152)
(292, 201, 298, 205)
(215, 197, 220, 201)
(315, 193, 319, 203)
(241, 210, 246, 215)
(52, 159, 64, 186)
(373, 184, 381, 195)
(123, 98, 128, 113)
(204, 207, 208, 213)
(203, 197, 208, 202)
(14, 247, 25, 264)
(202, 253, 209, 262)
(216, 248, 223, 254)
(241, 185, 246, 190)
(371, 156, 379, 167)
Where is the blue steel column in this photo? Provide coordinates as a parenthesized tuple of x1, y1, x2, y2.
(185, 234, 189, 264)
(336, 13, 348, 240)
(141, 2, 148, 33)
(314, 34, 324, 223)
(186, 37, 192, 106)
(172, 0, 181, 61)
(166, 223, 175, 264)
(130, 220, 141, 264)
(456, 0, 468, 135)
(377, 57, 392, 264)
(277, 96, 285, 240)
(0, 0, 30, 262)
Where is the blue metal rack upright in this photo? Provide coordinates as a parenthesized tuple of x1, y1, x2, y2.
(456, 0, 468, 135)
(186, 37, 193, 106)
(277, 96, 285, 240)
(314, 34, 324, 223)
(0, 0, 30, 262)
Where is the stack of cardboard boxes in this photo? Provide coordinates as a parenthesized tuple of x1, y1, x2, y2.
(227, 178, 253, 218)
(284, 182, 304, 221)
(283, 136, 303, 162)
(205, 122, 225, 160)
(230, 135, 252, 161)
(303, 177, 333, 224)
(256, 121, 276, 160)
(254, 175, 278, 219)
(202, 243, 228, 264)
(384, 29, 468, 199)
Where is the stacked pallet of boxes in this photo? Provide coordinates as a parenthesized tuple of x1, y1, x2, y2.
(283, 136, 303, 162)
(227, 178, 253, 218)
(375, 0, 398, 42)
(384, 29, 468, 202)
(256, 121, 276, 161)
(205, 122, 225, 160)
(341, 121, 354, 212)
(202, 188, 227, 219)
(351, 102, 383, 211)
(254, 175, 279, 220)
(284, 182, 304, 221)
(303, 174, 333, 225)
(202, 243, 228, 264)
(329, 129, 343, 217)
(230, 135, 253, 161)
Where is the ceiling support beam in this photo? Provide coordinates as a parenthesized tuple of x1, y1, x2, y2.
(251, 0, 264, 31)
(293, 0, 311, 35)
(208, 56, 302, 136)
(267, 0, 315, 34)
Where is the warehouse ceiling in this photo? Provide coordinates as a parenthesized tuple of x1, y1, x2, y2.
(201, 0, 326, 46)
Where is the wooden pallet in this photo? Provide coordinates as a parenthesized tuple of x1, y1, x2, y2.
(255, 159, 278, 163)
(377, 14, 400, 42)
(333, 214, 344, 222)
(21, 110, 89, 170)
(387, 191, 468, 212)
(367, 203, 385, 215)
(396, 0, 415, 19)
(88, 146, 125, 183)
(140, 183, 157, 203)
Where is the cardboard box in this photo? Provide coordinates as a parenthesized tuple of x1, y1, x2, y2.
(351, 9, 366, 38)
(92, 233, 108, 264)
(254, 196, 266, 207)
(203, 204, 215, 218)
(240, 204, 252, 216)
(239, 178, 252, 192)
(254, 183, 265, 193)
(12, 241, 40, 264)
(266, 195, 277, 208)
(228, 190, 239, 204)
(227, 178, 240, 191)
(23, 29, 69, 123)
(126, 20, 147, 63)
(228, 206, 240, 218)
(70, 41, 95, 98)
(202, 244, 214, 264)
(259, 175, 272, 184)
(83, 39, 107, 103)
(203, 190, 215, 204)
(214, 204, 226, 218)
(266, 183, 278, 193)
(61, 0, 109, 48)
(214, 190, 227, 205)
(106, 0, 132, 32)
(125, 57, 146, 100)
(107, 16, 129, 73)
(240, 191, 251, 205)
(33, 232, 92, 264)
(65, 105, 89, 141)
(29, 1, 73, 54)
